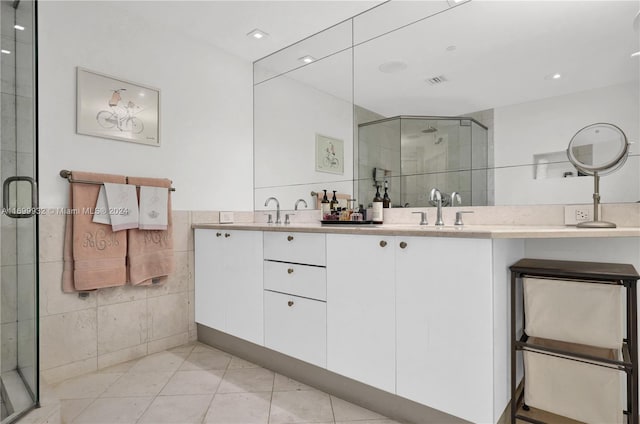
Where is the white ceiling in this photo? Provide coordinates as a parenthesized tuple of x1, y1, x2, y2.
(111, 1, 383, 62)
(278, 0, 639, 117)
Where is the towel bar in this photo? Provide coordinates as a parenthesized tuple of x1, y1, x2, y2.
(59, 169, 176, 191)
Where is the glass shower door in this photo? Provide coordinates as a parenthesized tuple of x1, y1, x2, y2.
(0, 0, 39, 422)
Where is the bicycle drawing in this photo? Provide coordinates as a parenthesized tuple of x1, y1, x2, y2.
(315, 134, 344, 175)
(96, 88, 144, 134)
(324, 142, 340, 168)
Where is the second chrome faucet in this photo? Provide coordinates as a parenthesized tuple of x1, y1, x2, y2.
(429, 188, 445, 226)
(264, 197, 281, 224)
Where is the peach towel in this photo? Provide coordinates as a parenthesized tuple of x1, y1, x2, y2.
(127, 177, 174, 285)
(62, 172, 128, 292)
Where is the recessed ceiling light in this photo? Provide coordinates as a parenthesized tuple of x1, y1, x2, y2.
(298, 55, 316, 64)
(631, 51, 640, 58)
(544, 72, 562, 80)
(378, 61, 408, 74)
(1, 49, 10, 55)
(247, 29, 268, 40)
(14, 25, 24, 31)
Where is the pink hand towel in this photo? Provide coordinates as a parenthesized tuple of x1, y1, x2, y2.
(62, 171, 128, 292)
(126, 177, 174, 286)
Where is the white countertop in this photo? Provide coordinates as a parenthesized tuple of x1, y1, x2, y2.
(191, 222, 640, 239)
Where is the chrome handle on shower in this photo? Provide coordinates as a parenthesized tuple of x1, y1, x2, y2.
(2, 176, 38, 218)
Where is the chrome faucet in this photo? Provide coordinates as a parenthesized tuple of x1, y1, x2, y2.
(451, 192, 462, 207)
(264, 197, 281, 224)
(429, 188, 444, 226)
(294, 199, 307, 210)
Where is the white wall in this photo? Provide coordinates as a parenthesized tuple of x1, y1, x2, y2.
(38, 1, 254, 211)
(493, 82, 639, 205)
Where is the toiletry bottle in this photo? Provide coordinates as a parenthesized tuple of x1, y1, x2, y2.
(383, 181, 391, 208)
(330, 190, 338, 211)
(321, 190, 330, 217)
(372, 186, 383, 224)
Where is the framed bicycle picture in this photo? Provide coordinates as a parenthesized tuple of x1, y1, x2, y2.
(76, 67, 160, 146)
(315, 133, 344, 174)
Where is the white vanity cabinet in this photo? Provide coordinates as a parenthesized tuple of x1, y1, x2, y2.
(194, 229, 264, 345)
(326, 234, 396, 393)
(395, 237, 495, 423)
(263, 232, 327, 367)
(327, 234, 523, 423)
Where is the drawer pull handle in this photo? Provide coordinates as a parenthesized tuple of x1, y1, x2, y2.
(399, 241, 407, 249)
(287, 235, 294, 241)
(379, 240, 387, 247)
(216, 232, 222, 237)
(287, 300, 294, 307)
(287, 268, 294, 274)
(224, 233, 231, 238)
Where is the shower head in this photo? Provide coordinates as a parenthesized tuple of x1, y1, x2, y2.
(421, 126, 438, 134)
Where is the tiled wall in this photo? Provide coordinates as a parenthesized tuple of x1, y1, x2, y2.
(38, 210, 203, 384)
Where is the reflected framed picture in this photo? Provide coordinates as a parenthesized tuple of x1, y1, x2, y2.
(315, 134, 344, 174)
(76, 67, 160, 146)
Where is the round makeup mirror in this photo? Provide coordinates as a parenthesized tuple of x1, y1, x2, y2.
(567, 123, 630, 228)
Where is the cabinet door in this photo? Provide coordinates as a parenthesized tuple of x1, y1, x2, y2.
(194, 229, 264, 345)
(264, 291, 326, 367)
(224, 230, 264, 345)
(326, 234, 396, 393)
(395, 236, 493, 423)
(194, 229, 226, 330)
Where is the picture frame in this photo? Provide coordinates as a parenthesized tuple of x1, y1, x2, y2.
(315, 134, 344, 174)
(76, 67, 160, 146)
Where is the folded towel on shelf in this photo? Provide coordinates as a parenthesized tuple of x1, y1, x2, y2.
(62, 171, 128, 293)
(127, 177, 174, 286)
(103, 182, 140, 231)
(138, 185, 168, 230)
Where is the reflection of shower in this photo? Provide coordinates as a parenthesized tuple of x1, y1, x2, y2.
(422, 126, 438, 134)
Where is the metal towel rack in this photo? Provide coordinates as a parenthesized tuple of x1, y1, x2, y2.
(59, 170, 176, 191)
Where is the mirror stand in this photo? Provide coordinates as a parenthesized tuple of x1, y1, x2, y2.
(577, 172, 616, 228)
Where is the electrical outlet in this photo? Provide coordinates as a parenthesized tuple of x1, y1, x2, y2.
(219, 211, 234, 224)
(564, 205, 600, 225)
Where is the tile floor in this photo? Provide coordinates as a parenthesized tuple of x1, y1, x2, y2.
(34, 342, 402, 424)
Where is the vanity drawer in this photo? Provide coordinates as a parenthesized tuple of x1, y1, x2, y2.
(263, 232, 326, 266)
(264, 290, 327, 368)
(264, 260, 326, 301)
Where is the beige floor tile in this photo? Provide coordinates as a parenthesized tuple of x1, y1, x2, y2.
(128, 350, 187, 373)
(60, 399, 93, 423)
(72, 397, 153, 423)
(269, 390, 334, 424)
(228, 356, 260, 369)
(330, 396, 386, 421)
(101, 371, 174, 397)
(168, 342, 196, 354)
(217, 367, 275, 393)
(160, 369, 225, 395)
(179, 349, 231, 371)
(192, 343, 227, 354)
(53, 373, 122, 399)
(204, 391, 271, 424)
(137, 394, 213, 424)
(97, 358, 138, 374)
(273, 373, 314, 392)
(335, 421, 401, 424)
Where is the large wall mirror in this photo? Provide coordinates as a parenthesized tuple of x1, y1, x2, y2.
(254, 0, 639, 211)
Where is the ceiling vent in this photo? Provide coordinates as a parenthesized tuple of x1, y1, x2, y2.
(426, 75, 448, 85)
